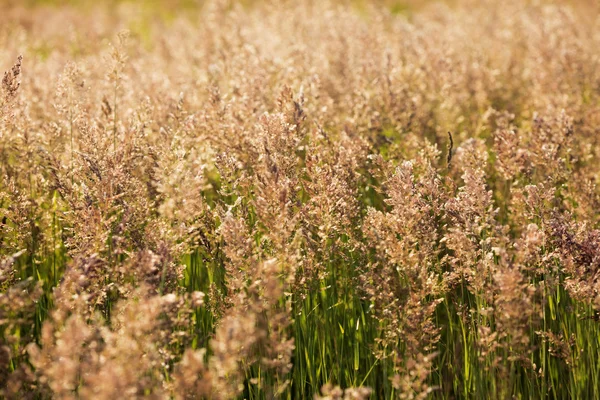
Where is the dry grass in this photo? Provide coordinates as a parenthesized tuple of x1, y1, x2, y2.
(2, 0, 600, 398)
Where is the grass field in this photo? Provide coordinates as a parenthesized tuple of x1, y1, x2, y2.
(2, 0, 600, 398)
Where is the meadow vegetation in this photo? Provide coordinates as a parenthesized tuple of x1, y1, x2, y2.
(2, 0, 600, 398)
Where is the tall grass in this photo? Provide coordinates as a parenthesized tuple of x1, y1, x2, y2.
(2, 0, 600, 398)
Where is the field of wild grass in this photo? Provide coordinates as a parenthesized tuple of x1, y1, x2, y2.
(3, 0, 600, 398)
